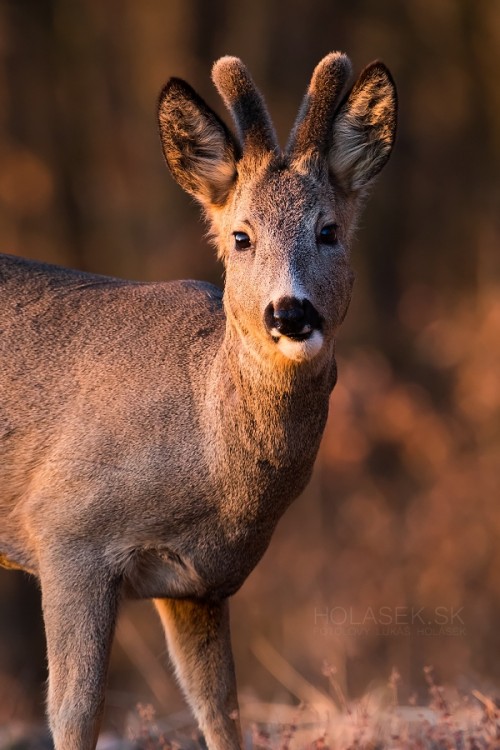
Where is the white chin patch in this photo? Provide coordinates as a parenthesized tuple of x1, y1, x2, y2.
(275, 330, 324, 362)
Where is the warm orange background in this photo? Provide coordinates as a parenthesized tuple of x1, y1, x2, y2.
(1, 0, 499, 734)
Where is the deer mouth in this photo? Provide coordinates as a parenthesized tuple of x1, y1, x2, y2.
(271, 328, 313, 344)
(284, 327, 314, 342)
(270, 319, 323, 343)
(270, 325, 315, 343)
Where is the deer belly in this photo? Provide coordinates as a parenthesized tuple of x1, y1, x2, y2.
(119, 524, 272, 601)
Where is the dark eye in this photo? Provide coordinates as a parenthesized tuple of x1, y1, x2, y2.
(233, 231, 251, 251)
(318, 224, 338, 245)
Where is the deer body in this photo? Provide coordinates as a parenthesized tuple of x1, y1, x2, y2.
(0, 254, 329, 594)
(0, 53, 396, 750)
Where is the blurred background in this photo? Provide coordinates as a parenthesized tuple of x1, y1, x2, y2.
(1, 0, 500, 739)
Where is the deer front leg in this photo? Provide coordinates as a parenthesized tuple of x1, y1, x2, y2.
(40, 551, 119, 750)
(155, 597, 242, 750)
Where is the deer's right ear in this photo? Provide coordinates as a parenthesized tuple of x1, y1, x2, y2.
(329, 62, 397, 192)
(158, 78, 239, 206)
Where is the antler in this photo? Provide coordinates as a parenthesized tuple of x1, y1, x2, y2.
(212, 56, 278, 157)
(286, 52, 352, 161)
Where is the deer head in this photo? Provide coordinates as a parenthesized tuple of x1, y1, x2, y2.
(158, 53, 397, 365)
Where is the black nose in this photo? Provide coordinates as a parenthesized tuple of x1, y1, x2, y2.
(264, 296, 321, 339)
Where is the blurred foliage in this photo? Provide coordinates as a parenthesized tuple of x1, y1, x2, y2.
(1, 0, 500, 736)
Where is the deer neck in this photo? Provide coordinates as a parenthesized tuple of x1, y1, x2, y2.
(203, 318, 337, 521)
(223, 322, 334, 424)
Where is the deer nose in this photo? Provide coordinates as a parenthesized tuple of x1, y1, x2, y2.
(264, 296, 310, 337)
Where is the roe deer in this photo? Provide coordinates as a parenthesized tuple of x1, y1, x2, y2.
(0, 52, 396, 749)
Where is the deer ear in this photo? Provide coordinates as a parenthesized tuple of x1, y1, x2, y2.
(329, 62, 397, 191)
(158, 78, 238, 206)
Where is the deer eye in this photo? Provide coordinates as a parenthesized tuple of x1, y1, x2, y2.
(233, 231, 251, 251)
(318, 224, 338, 246)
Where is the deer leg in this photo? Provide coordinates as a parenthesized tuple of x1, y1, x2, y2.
(40, 553, 119, 750)
(155, 597, 242, 750)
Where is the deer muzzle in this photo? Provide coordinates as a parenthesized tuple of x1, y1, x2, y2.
(264, 296, 322, 340)
(264, 297, 324, 362)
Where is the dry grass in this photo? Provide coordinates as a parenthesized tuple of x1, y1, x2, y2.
(120, 664, 500, 750)
(2, 664, 498, 750)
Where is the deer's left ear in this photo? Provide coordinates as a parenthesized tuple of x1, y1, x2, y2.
(158, 78, 239, 207)
(329, 62, 397, 191)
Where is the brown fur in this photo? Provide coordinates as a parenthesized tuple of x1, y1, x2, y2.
(0, 52, 396, 750)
